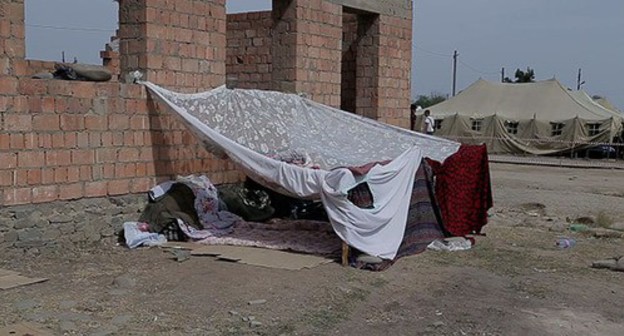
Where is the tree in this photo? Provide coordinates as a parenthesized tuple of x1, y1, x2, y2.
(503, 67, 536, 83)
(413, 92, 447, 108)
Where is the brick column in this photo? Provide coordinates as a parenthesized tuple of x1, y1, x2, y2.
(375, 14, 412, 128)
(0, 0, 25, 76)
(118, 0, 226, 92)
(272, 0, 343, 107)
(355, 13, 380, 120)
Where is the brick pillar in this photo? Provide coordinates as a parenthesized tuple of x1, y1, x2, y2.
(340, 12, 357, 113)
(272, 0, 342, 107)
(118, 0, 226, 91)
(375, 14, 412, 128)
(0, 0, 25, 76)
(355, 13, 380, 120)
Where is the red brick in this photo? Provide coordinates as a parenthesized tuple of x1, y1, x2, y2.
(32, 114, 60, 131)
(18, 78, 47, 95)
(45, 150, 71, 166)
(0, 134, 9, 150)
(0, 170, 13, 186)
(85, 181, 108, 197)
(108, 179, 130, 196)
(60, 115, 84, 131)
(0, 76, 18, 94)
(0, 152, 17, 169)
(41, 168, 55, 184)
(72, 82, 96, 98)
(17, 151, 44, 168)
(27, 169, 42, 185)
(4, 114, 31, 131)
(71, 149, 95, 165)
(85, 115, 108, 130)
(123, 131, 135, 146)
(95, 148, 118, 163)
(51, 133, 64, 148)
(3, 188, 32, 206)
(32, 185, 59, 204)
(77, 132, 90, 148)
(59, 182, 84, 200)
(79, 166, 91, 181)
(64, 133, 77, 148)
(109, 114, 130, 130)
(103, 164, 115, 179)
(54, 167, 68, 183)
(67, 166, 80, 183)
(41, 97, 55, 113)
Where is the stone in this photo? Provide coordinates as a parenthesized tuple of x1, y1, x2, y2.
(229, 311, 239, 316)
(3, 230, 18, 243)
(59, 224, 76, 235)
(433, 321, 445, 328)
(49, 214, 74, 224)
(113, 275, 136, 289)
(59, 320, 77, 332)
(42, 228, 62, 241)
(249, 321, 263, 328)
(17, 228, 43, 242)
(13, 218, 36, 229)
(14, 299, 41, 311)
(111, 314, 134, 325)
(13, 209, 32, 219)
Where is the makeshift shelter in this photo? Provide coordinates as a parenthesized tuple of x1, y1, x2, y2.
(140, 82, 492, 268)
(422, 79, 623, 155)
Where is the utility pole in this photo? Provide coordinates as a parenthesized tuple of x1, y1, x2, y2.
(452, 50, 458, 96)
(501, 67, 505, 82)
(576, 68, 585, 90)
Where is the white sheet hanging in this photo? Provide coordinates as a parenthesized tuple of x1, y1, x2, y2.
(142, 82, 435, 259)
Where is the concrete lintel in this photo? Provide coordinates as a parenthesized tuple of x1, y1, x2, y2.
(327, 0, 411, 18)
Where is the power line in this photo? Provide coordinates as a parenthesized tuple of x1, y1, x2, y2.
(25, 23, 116, 33)
(458, 59, 499, 76)
(413, 45, 453, 58)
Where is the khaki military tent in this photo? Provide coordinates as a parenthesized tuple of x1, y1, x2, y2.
(421, 79, 623, 155)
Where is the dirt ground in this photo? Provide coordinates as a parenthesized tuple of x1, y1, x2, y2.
(1, 163, 624, 336)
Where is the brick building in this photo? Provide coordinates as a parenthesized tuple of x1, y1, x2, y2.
(0, 0, 412, 249)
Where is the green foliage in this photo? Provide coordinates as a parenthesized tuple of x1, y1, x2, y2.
(503, 67, 536, 83)
(413, 92, 447, 108)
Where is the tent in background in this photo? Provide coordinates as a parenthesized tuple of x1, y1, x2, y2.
(422, 79, 623, 155)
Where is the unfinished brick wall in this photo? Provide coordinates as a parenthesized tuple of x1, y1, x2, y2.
(119, 0, 226, 92)
(1, 0, 414, 208)
(272, 0, 343, 107)
(0, 78, 239, 206)
(0, 0, 238, 207)
(226, 11, 272, 90)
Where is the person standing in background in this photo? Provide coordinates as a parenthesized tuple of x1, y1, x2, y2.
(422, 109, 435, 135)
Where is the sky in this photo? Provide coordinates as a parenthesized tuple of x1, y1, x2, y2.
(25, 0, 623, 110)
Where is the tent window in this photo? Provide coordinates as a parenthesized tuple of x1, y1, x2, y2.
(347, 183, 374, 209)
(434, 119, 443, 130)
(551, 123, 564, 136)
(587, 123, 601, 136)
(505, 121, 519, 135)
(471, 119, 483, 132)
